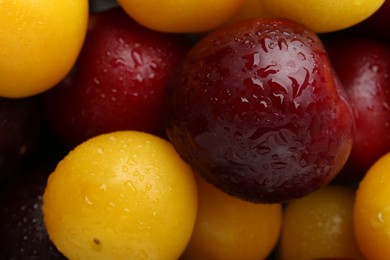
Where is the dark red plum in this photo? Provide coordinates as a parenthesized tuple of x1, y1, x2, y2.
(0, 166, 65, 259)
(326, 37, 390, 182)
(165, 19, 354, 203)
(43, 7, 193, 149)
(0, 97, 41, 181)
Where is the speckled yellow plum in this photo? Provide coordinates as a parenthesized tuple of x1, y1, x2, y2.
(42, 131, 198, 260)
(0, 0, 88, 97)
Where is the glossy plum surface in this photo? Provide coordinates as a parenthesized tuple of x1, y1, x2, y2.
(326, 37, 390, 181)
(165, 19, 354, 203)
(0, 166, 65, 259)
(43, 8, 193, 148)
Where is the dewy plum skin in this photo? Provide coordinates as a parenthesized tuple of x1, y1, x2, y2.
(326, 37, 390, 182)
(165, 18, 355, 203)
(43, 8, 193, 149)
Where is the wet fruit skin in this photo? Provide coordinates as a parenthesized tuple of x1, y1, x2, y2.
(0, 166, 65, 259)
(43, 7, 193, 149)
(0, 97, 42, 181)
(0, 0, 88, 98)
(260, 0, 385, 33)
(222, 0, 273, 26)
(116, 0, 244, 33)
(165, 18, 354, 203)
(42, 131, 198, 260)
(181, 173, 282, 260)
(354, 153, 390, 260)
(278, 185, 364, 260)
(325, 37, 390, 182)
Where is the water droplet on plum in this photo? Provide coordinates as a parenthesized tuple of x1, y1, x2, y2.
(165, 18, 354, 203)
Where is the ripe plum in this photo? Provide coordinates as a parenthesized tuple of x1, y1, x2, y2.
(165, 18, 355, 203)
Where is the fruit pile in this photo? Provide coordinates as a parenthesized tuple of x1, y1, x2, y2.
(0, 0, 389, 259)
